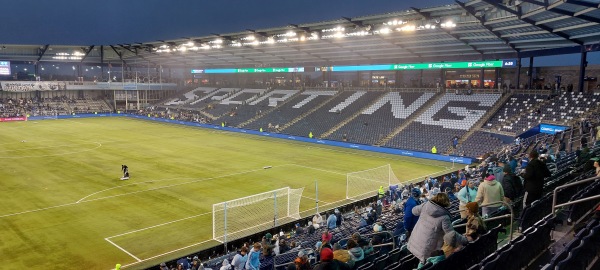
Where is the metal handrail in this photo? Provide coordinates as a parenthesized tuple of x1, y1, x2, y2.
(552, 175, 600, 216)
(450, 200, 514, 241)
(336, 230, 395, 250)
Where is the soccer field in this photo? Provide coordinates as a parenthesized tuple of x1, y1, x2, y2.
(0, 117, 453, 269)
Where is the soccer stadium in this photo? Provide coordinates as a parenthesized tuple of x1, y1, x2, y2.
(2, 0, 600, 270)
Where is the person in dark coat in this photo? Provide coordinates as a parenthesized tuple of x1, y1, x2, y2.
(312, 247, 351, 270)
(501, 165, 523, 203)
(523, 150, 551, 207)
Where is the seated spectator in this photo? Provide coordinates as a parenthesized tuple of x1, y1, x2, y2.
(230, 246, 248, 270)
(358, 214, 368, 228)
(295, 223, 304, 235)
(278, 238, 290, 255)
(313, 247, 350, 270)
(312, 213, 323, 229)
(220, 259, 232, 270)
(287, 250, 311, 270)
(332, 243, 352, 266)
(416, 250, 445, 270)
(442, 231, 467, 258)
(465, 202, 487, 241)
(321, 229, 333, 244)
(307, 221, 315, 234)
(351, 232, 373, 255)
(346, 239, 364, 263)
(326, 211, 337, 229)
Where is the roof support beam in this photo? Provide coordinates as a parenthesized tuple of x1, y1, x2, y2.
(80, 45, 94, 63)
(479, 0, 582, 45)
(564, 0, 599, 8)
(411, 7, 484, 55)
(37, 44, 50, 61)
(455, 0, 518, 52)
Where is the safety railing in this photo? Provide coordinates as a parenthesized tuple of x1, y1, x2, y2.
(551, 175, 600, 216)
(335, 230, 396, 251)
(451, 200, 514, 241)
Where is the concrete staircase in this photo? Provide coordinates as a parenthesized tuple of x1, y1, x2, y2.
(374, 92, 443, 146)
(319, 91, 386, 139)
(279, 91, 343, 132)
(238, 90, 302, 128)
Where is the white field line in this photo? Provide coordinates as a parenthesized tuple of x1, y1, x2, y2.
(1, 166, 282, 218)
(104, 238, 142, 262)
(118, 239, 214, 269)
(0, 142, 100, 153)
(301, 195, 329, 204)
(106, 211, 212, 239)
(285, 163, 346, 175)
(0, 142, 102, 159)
(76, 169, 278, 203)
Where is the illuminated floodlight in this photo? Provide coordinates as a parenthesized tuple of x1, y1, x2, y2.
(425, 24, 431, 29)
(300, 35, 306, 41)
(267, 37, 275, 44)
(179, 47, 187, 52)
(186, 41, 194, 46)
(247, 35, 255, 41)
(380, 27, 391, 34)
(334, 32, 345, 38)
(214, 39, 223, 44)
(286, 31, 296, 37)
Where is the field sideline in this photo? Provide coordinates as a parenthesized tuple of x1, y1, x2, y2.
(0, 118, 454, 269)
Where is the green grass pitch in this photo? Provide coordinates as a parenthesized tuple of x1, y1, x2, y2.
(0, 117, 454, 269)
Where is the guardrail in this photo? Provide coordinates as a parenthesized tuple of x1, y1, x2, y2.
(451, 200, 514, 241)
(551, 175, 600, 216)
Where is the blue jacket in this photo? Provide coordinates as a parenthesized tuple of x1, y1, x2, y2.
(327, 214, 337, 229)
(509, 159, 518, 173)
(403, 197, 420, 232)
(245, 248, 261, 270)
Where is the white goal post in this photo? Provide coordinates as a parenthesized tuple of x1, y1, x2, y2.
(212, 187, 304, 243)
(346, 164, 400, 200)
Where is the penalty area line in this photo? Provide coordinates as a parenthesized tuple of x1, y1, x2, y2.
(117, 239, 214, 269)
(106, 211, 212, 239)
(105, 238, 142, 262)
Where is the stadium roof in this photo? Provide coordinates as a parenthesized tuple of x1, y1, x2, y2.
(1, 0, 600, 68)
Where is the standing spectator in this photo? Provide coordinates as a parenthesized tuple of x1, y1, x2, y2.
(334, 209, 343, 227)
(408, 193, 460, 263)
(404, 188, 421, 238)
(508, 156, 518, 174)
(457, 180, 478, 219)
(245, 243, 261, 270)
(321, 229, 333, 244)
(440, 177, 453, 194)
(501, 166, 523, 203)
(464, 202, 487, 241)
(230, 246, 248, 270)
(581, 135, 588, 148)
(378, 186, 385, 199)
(523, 150, 551, 207)
(475, 174, 505, 217)
(326, 211, 337, 229)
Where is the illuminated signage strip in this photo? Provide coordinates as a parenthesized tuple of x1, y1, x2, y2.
(332, 60, 505, 72)
(191, 60, 514, 74)
(192, 67, 304, 74)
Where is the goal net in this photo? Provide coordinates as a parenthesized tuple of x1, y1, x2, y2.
(212, 187, 304, 243)
(346, 164, 399, 200)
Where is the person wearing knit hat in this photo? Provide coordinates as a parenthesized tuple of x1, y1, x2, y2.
(312, 247, 351, 270)
(464, 202, 487, 241)
(320, 247, 334, 261)
(475, 173, 504, 217)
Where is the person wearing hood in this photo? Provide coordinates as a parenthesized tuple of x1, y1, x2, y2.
(230, 246, 248, 270)
(403, 188, 421, 238)
(475, 174, 505, 217)
(407, 193, 459, 263)
(312, 213, 323, 229)
(220, 259, 232, 270)
(346, 238, 364, 264)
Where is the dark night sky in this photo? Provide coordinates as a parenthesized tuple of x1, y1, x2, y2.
(1, 0, 597, 66)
